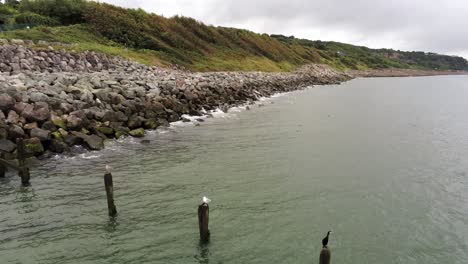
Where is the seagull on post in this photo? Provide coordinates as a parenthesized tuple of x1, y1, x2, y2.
(105, 165, 113, 174)
(202, 196, 211, 205)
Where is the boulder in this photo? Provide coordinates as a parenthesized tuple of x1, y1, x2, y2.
(144, 119, 158, 129)
(24, 122, 38, 130)
(13, 102, 27, 114)
(59, 103, 74, 114)
(6, 110, 20, 124)
(95, 126, 114, 136)
(8, 124, 25, 139)
(71, 131, 104, 150)
(0, 139, 16, 153)
(129, 128, 145, 138)
(30, 128, 51, 141)
(51, 116, 66, 129)
(64, 134, 81, 146)
(0, 127, 7, 140)
(127, 115, 144, 129)
(22, 103, 50, 123)
(66, 115, 83, 130)
(49, 138, 69, 153)
(102, 110, 128, 123)
(41, 121, 57, 131)
(156, 118, 170, 127)
(10, 39, 25, 45)
(29, 92, 49, 103)
(0, 94, 15, 111)
(24, 137, 45, 156)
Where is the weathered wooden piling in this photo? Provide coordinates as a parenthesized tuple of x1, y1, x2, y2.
(16, 138, 30, 185)
(0, 152, 6, 178)
(198, 203, 210, 242)
(104, 172, 117, 217)
(319, 247, 331, 264)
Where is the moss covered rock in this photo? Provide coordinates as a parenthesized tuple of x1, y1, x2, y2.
(49, 138, 69, 153)
(51, 117, 66, 130)
(24, 138, 45, 156)
(129, 128, 145, 138)
(144, 119, 158, 130)
(81, 127, 90, 135)
(115, 130, 127, 139)
(51, 130, 65, 140)
(96, 126, 114, 136)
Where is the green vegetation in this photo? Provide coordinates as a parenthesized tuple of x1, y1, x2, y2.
(0, 0, 467, 72)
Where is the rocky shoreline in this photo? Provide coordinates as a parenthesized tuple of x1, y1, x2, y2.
(0, 42, 352, 160)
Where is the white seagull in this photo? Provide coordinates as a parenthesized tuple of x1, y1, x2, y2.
(106, 165, 113, 174)
(202, 196, 211, 204)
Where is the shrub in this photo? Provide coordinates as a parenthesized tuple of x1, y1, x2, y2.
(15, 11, 59, 25)
(19, 0, 85, 24)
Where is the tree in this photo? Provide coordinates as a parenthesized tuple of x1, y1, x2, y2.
(5, 0, 20, 8)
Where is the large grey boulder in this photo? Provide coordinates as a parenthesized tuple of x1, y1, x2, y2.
(10, 39, 24, 45)
(66, 115, 83, 130)
(102, 110, 128, 122)
(127, 115, 144, 129)
(22, 103, 50, 123)
(8, 124, 25, 138)
(30, 128, 51, 141)
(0, 139, 16, 153)
(49, 138, 69, 153)
(71, 131, 104, 150)
(29, 92, 49, 103)
(6, 110, 19, 124)
(13, 102, 27, 114)
(0, 94, 15, 111)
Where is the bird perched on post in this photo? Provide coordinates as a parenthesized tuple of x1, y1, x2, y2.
(105, 165, 113, 174)
(202, 196, 211, 205)
(322, 231, 332, 248)
(319, 231, 332, 264)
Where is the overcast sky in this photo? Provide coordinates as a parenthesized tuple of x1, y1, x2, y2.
(101, 0, 468, 59)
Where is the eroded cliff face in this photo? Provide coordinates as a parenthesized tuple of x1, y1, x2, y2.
(0, 41, 352, 158)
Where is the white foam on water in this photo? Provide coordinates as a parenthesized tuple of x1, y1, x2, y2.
(170, 120, 196, 128)
(210, 108, 232, 118)
(79, 153, 101, 160)
(156, 129, 170, 134)
(51, 154, 76, 161)
(271, 92, 288, 98)
(228, 106, 247, 113)
(181, 114, 207, 121)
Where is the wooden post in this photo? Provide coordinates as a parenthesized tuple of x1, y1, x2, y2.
(16, 138, 30, 186)
(319, 247, 331, 264)
(198, 203, 210, 242)
(104, 172, 117, 217)
(0, 152, 6, 178)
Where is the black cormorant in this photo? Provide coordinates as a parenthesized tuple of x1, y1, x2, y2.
(322, 231, 332, 248)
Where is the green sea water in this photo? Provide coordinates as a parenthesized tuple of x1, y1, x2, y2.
(1, 76, 468, 264)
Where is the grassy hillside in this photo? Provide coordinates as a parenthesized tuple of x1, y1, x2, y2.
(0, 0, 467, 72)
